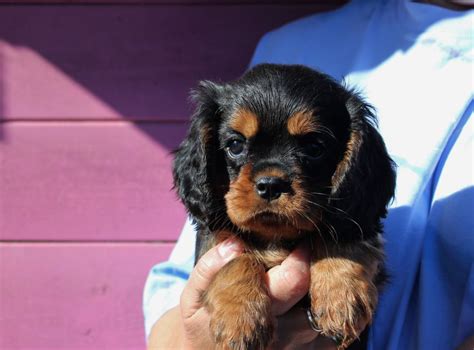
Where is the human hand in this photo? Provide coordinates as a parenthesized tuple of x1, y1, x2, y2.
(148, 237, 337, 349)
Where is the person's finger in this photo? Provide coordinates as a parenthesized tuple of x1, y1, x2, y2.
(266, 243, 311, 315)
(180, 237, 244, 320)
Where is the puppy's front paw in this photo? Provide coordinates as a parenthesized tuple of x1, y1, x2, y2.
(208, 289, 273, 350)
(204, 255, 274, 350)
(310, 258, 378, 349)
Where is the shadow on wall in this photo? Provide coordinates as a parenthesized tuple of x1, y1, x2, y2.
(0, 3, 346, 148)
(0, 39, 186, 151)
(0, 41, 121, 119)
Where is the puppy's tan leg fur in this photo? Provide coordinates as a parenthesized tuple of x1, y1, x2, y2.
(203, 253, 273, 350)
(310, 242, 381, 349)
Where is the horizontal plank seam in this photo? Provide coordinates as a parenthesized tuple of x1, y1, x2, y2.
(0, 118, 190, 124)
(0, 240, 178, 244)
(0, 2, 339, 6)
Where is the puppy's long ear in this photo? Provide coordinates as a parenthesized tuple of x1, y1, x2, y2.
(329, 92, 396, 242)
(173, 81, 228, 228)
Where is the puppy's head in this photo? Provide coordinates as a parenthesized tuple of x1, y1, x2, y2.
(174, 64, 395, 242)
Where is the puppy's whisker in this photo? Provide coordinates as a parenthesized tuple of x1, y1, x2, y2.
(284, 211, 298, 229)
(296, 209, 329, 257)
(303, 199, 330, 212)
(319, 203, 365, 240)
(306, 191, 347, 201)
(305, 191, 331, 197)
(298, 199, 339, 243)
(322, 220, 339, 244)
(206, 204, 231, 230)
(303, 198, 364, 240)
(210, 212, 227, 230)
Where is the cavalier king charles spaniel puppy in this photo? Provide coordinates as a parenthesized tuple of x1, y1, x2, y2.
(173, 64, 396, 350)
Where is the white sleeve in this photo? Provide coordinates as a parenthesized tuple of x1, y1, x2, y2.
(142, 218, 196, 339)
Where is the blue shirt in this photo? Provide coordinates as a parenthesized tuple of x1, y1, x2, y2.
(143, 1, 474, 348)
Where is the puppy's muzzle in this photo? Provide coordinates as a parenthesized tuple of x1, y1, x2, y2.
(255, 176, 291, 201)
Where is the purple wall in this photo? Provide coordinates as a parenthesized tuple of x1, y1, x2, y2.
(0, 1, 345, 348)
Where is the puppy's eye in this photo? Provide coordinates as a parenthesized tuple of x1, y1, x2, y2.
(226, 139, 245, 158)
(305, 141, 326, 160)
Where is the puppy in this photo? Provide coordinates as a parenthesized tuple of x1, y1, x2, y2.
(173, 64, 396, 350)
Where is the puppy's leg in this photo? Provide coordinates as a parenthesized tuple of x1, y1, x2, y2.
(309, 241, 382, 349)
(203, 253, 273, 350)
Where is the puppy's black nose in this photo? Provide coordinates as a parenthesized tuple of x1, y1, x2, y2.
(255, 177, 290, 201)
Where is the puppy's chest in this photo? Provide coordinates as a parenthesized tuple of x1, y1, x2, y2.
(249, 245, 292, 269)
(214, 230, 294, 269)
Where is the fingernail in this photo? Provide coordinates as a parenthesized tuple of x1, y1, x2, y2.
(217, 237, 242, 259)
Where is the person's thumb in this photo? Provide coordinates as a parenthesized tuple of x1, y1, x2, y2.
(180, 237, 243, 320)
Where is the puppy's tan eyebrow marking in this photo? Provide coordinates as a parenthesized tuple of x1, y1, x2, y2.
(229, 109, 259, 139)
(287, 110, 317, 136)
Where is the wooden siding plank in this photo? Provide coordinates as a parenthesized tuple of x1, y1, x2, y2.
(0, 4, 338, 120)
(0, 243, 174, 349)
(0, 122, 188, 241)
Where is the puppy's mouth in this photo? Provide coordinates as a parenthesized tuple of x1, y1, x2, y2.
(252, 211, 287, 225)
(236, 209, 314, 240)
